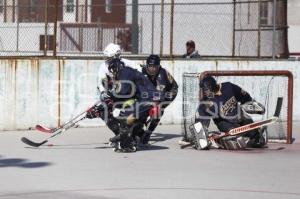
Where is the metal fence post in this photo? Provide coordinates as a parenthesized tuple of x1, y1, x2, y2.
(232, 0, 236, 57)
(132, 0, 139, 54)
(160, 0, 164, 56)
(16, 3, 19, 52)
(272, 0, 277, 59)
(44, 0, 48, 56)
(53, 0, 59, 57)
(170, 0, 174, 58)
(151, 4, 155, 54)
(258, 0, 261, 58)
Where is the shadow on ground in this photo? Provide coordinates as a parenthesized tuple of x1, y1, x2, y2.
(0, 156, 52, 168)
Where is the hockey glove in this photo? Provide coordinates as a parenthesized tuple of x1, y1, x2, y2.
(149, 104, 160, 119)
(242, 100, 265, 115)
(86, 105, 104, 119)
(100, 91, 111, 102)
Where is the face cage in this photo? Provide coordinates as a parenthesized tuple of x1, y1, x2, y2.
(202, 87, 215, 99)
(146, 65, 160, 76)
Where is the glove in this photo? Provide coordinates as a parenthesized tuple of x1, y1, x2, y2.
(86, 105, 103, 119)
(165, 92, 175, 101)
(242, 100, 265, 115)
(100, 91, 111, 102)
(100, 91, 114, 108)
(149, 104, 160, 119)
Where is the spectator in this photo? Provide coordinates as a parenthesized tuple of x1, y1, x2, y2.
(183, 40, 201, 58)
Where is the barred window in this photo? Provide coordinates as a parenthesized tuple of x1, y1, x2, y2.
(260, 2, 269, 25)
(66, 0, 74, 13)
(30, 0, 38, 14)
(105, 0, 112, 13)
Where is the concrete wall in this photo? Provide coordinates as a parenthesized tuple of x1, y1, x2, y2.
(0, 59, 299, 131)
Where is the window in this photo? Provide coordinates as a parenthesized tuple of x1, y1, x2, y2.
(0, 0, 3, 13)
(260, 2, 269, 25)
(105, 0, 112, 13)
(66, 0, 74, 13)
(30, 0, 38, 14)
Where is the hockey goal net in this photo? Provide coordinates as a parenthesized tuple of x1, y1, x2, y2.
(182, 70, 293, 144)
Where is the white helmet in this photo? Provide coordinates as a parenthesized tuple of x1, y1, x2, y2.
(103, 43, 121, 58)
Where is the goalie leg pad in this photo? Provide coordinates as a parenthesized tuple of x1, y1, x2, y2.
(219, 136, 247, 150)
(189, 122, 211, 150)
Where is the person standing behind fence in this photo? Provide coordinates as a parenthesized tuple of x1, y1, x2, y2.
(183, 40, 201, 58)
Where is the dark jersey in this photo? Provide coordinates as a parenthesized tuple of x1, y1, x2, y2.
(196, 82, 252, 129)
(112, 66, 163, 102)
(142, 67, 178, 101)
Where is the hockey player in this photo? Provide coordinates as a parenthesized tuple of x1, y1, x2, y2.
(86, 43, 141, 136)
(103, 58, 163, 152)
(195, 75, 266, 150)
(141, 55, 178, 144)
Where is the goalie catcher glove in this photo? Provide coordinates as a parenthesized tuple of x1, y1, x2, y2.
(242, 100, 265, 115)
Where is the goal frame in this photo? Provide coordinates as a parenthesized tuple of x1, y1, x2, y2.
(183, 70, 293, 144)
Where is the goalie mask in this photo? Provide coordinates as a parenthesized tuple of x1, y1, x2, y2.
(108, 58, 124, 77)
(146, 54, 161, 77)
(200, 75, 218, 99)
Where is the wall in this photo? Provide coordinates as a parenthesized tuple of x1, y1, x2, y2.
(0, 59, 299, 131)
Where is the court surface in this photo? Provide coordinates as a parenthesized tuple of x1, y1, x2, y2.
(0, 123, 299, 199)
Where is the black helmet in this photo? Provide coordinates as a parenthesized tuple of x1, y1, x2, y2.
(147, 54, 160, 65)
(146, 54, 161, 76)
(108, 58, 124, 76)
(200, 75, 218, 99)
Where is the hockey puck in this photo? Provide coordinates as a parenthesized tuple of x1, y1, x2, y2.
(47, 144, 54, 147)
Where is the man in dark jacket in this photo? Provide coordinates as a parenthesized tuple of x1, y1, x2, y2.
(183, 40, 201, 58)
(141, 55, 178, 144)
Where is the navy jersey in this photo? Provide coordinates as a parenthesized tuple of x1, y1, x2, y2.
(196, 82, 252, 129)
(113, 66, 163, 102)
(142, 67, 178, 101)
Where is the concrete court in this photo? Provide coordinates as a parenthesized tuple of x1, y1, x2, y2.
(0, 123, 299, 199)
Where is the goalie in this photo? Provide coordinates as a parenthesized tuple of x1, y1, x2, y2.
(193, 75, 267, 150)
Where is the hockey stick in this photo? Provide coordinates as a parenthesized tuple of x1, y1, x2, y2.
(35, 100, 103, 134)
(21, 117, 86, 147)
(208, 117, 278, 141)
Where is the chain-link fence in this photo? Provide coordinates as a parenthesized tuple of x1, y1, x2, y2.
(0, 0, 288, 58)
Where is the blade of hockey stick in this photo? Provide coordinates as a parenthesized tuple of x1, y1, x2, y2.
(21, 137, 48, 147)
(273, 97, 283, 117)
(35, 125, 55, 133)
(35, 100, 103, 134)
(21, 117, 86, 147)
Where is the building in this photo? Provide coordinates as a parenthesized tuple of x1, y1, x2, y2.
(0, 0, 131, 54)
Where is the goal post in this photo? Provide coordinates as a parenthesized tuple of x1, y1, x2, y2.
(182, 70, 293, 144)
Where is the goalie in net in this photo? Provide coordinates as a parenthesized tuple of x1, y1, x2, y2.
(189, 75, 268, 150)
